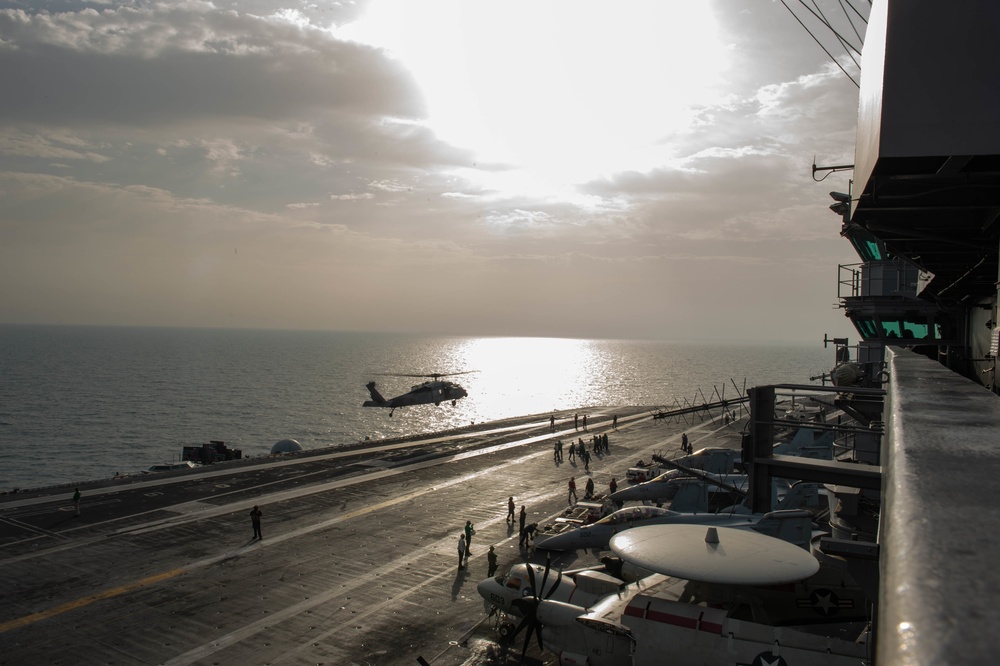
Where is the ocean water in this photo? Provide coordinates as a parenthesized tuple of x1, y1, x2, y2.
(0, 325, 835, 491)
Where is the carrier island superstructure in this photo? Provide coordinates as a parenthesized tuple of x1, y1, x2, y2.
(740, 2, 1000, 664)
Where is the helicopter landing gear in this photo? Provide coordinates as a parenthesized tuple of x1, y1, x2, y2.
(452, 400, 457, 406)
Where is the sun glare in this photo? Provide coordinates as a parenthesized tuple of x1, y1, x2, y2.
(340, 1, 728, 192)
(455, 337, 602, 415)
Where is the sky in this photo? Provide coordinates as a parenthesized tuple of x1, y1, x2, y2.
(0, 0, 867, 342)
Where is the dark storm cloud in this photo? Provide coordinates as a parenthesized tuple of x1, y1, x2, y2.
(0, 5, 424, 127)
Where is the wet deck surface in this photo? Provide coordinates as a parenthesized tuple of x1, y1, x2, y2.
(0, 408, 742, 666)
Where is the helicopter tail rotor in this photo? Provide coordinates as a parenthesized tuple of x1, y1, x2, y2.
(363, 381, 387, 406)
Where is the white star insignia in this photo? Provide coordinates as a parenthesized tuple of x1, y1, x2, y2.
(813, 591, 838, 614)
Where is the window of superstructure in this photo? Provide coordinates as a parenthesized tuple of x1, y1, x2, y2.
(847, 229, 886, 262)
(881, 319, 930, 340)
(852, 316, 879, 338)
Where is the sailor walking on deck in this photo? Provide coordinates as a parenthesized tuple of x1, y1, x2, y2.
(568, 477, 578, 505)
(487, 545, 498, 576)
(72, 488, 81, 517)
(506, 496, 516, 523)
(249, 505, 262, 540)
(457, 534, 467, 569)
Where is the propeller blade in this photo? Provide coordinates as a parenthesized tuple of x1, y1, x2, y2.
(520, 621, 535, 664)
(510, 609, 532, 639)
(539, 554, 551, 594)
(515, 560, 547, 662)
(544, 568, 563, 600)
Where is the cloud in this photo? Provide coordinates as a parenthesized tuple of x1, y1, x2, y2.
(0, 4, 426, 127)
(0, 129, 111, 162)
(0, 1, 865, 342)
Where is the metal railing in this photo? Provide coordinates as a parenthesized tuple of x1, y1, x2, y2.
(877, 347, 1000, 664)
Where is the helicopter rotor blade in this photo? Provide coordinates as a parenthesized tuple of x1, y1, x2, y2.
(371, 370, 479, 379)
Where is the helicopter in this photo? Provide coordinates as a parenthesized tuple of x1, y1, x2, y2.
(362, 371, 476, 416)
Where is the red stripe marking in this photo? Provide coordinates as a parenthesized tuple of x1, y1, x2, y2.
(623, 601, 649, 619)
(643, 608, 723, 634)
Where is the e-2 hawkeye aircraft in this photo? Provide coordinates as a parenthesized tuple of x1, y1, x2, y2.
(476, 555, 629, 641)
(485, 525, 869, 666)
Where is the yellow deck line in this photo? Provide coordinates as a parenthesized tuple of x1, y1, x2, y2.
(0, 568, 186, 634)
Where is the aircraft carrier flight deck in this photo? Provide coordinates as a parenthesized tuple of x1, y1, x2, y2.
(0, 407, 719, 666)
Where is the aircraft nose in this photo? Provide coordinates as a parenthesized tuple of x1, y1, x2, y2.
(533, 534, 565, 551)
(610, 488, 637, 502)
(476, 578, 497, 603)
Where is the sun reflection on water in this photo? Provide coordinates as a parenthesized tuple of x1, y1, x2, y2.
(454, 337, 611, 420)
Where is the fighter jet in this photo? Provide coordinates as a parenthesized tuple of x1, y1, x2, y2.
(535, 499, 820, 552)
(612, 427, 835, 505)
(610, 470, 751, 505)
(624, 446, 741, 484)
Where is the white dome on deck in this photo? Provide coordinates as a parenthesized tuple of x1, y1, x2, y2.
(270, 438, 303, 454)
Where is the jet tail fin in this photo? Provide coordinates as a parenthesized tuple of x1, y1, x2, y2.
(774, 482, 825, 512)
(668, 480, 710, 513)
(774, 428, 835, 460)
(752, 509, 814, 549)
